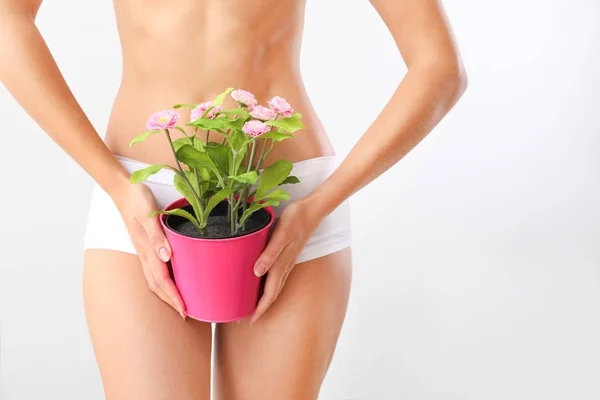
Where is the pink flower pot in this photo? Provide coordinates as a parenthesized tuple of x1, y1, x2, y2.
(160, 197, 275, 323)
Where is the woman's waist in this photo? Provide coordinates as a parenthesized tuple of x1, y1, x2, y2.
(106, 130, 334, 169)
(104, 80, 334, 167)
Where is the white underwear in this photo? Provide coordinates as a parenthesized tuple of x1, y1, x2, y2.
(83, 155, 352, 264)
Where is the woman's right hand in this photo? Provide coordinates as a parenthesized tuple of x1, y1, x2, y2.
(112, 182, 187, 320)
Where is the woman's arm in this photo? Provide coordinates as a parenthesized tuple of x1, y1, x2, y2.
(0, 0, 129, 197)
(307, 0, 468, 217)
(250, 0, 467, 323)
(0, 1, 186, 318)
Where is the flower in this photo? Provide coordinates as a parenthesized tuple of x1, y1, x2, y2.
(147, 110, 179, 130)
(242, 120, 271, 137)
(249, 105, 277, 121)
(268, 96, 293, 118)
(190, 101, 221, 121)
(231, 89, 258, 109)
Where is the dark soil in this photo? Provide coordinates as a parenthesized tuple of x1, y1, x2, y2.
(165, 200, 271, 239)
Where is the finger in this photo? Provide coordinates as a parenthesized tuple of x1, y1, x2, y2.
(148, 274, 184, 318)
(132, 219, 186, 320)
(138, 253, 180, 313)
(253, 228, 292, 277)
(250, 241, 298, 325)
(278, 263, 295, 296)
(139, 239, 186, 319)
(250, 263, 287, 325)
(274, 242, 301, 294)
(151, 264, 187, 320)
(139, 213, 172, 263)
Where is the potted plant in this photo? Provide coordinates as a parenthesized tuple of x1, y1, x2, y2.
(129, 87, 304, 322)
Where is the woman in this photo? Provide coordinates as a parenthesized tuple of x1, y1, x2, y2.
(0, 0, 467, 398)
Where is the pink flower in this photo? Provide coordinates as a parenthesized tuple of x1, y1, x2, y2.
(190, 101, 221, 121)
(249, 105, 277, 121)
(146, 110, 180, 130)
(268, 96, 294, 118)
(242, 120, 271, 137)
(231, 89, 258, 109)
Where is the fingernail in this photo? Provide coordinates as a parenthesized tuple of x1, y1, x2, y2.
(159, 247, 170, 262)
(254, 262, 264, 277)
(179, 310, 187, 321)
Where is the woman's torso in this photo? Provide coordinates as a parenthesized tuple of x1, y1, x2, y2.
(105, 0, 334, 167)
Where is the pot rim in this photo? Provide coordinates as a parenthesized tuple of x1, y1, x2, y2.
(159, 197, 275, 242)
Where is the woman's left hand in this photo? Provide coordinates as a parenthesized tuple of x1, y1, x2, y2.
(249, 197, 323, 324)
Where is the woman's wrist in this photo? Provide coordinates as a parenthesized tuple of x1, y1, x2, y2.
(102, 166, 131, 206)
(303, 183, 345, 222)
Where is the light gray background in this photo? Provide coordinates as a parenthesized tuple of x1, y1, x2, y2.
(1, 0, 599, 399)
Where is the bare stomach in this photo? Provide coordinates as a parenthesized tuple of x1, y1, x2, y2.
(104, 68, 334, 168)
(104, 0, 331, 168)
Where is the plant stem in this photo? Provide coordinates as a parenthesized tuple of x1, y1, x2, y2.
(190, 137, 203, 201)
(206, 129, 210, 144)
(238, 139, 258, 230)
(228, 151, 237, 226)
(230, 150, 237, 178)
(165, 129, 205, 221)
(256, 138, 268, 169)
(232, 147, 247, 212)
(240, 187, 249, 231)
(256, 139, 274, 171)
(194, 168, 201, 195)
(231, 204, 236, 234)
(246, 138, 257, 173)
(221, 128, 232, 145)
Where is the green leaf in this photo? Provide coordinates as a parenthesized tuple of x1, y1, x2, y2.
(191, 136, 205, 152)
(255, 159, 293, 200)
(212, 87, 235, 106)
(203, 188, 235, 220)
(172, 137, 193, 152)
(228, 118, 246, 130)
(130, 164, 172, 184)
(174, 173, 203, 223)
(173, 103, 197, 109)
(228, 129, 249, 152)
(149, 208, 203, 230)
(129, 130, 161, 146)
(233, 145, 248, 176)
(281, 175, 300, 185)
(265, 113, 304, 133)
(205, 142, 229, 176)
(229, 171, 259, 185)
(239, 200, 279, 227)
(187, 118, 237, 131)
(177, 144, 217, 171)
(218, 108, 249, 118)
(260, 131, 294, 142)
(260, 188, 290, 202)
(174, 126, 188, 136)
(198, 168, 212, 194)
(182, 170, 200, 192)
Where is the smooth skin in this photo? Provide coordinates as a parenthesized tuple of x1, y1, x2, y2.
(1, 0, 467, 398)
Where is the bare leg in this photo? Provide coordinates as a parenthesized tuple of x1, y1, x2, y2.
(213, 248, 352, 400)
(83, 250, 212, 400)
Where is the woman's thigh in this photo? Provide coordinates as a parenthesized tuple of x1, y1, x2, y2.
(83, 249, 212, 400)
(213, 248, 352, 400)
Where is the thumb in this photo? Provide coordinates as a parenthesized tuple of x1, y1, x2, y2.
(141, 214, 171, 262)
